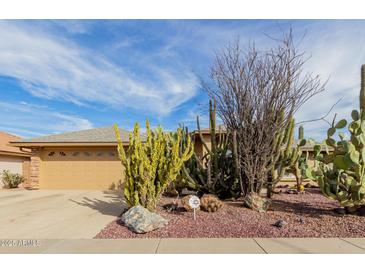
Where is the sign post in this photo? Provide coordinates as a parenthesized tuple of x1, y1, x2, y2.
(188, 195, 200, 221)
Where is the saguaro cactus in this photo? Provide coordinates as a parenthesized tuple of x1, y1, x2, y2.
(114, 120, 194, 211)
(306, 65, 365, 210)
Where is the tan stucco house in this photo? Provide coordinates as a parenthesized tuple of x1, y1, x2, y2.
(9, 125, 322, 190)
(10, 127, 131, 190)
(0, 131, 31, 188)
(9, 126, 220, 190)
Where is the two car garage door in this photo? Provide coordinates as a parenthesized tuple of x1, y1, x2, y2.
(40, 148, 123, 189)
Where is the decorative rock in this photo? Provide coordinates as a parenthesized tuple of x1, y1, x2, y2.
(181, 195, 200, 212)
(274, 219, 288, 228)
(181, 188, 198, 196)
(121, 205, 167, 234)
(243, 193, 271, 212)
(200, 194, 223, 212)
(163, 201, 179, 212)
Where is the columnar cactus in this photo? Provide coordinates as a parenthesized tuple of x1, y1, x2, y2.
(291, 125, 306, 192)
(299, 125, 304, 140)
(267, 114, 306, 197)
(114, 120, 194, 211)
(179, 99, 241, 199)
(306, 65, 365, 208)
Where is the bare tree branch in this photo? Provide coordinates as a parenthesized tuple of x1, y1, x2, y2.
(203, 30, 325, 195)
(296, 98, 342, 126)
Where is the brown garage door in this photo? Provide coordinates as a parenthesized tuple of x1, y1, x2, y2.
(40, 147, 123, 189)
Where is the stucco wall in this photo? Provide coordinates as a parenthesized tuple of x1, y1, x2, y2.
(0, 155, 23, 188)
(37, 146, 124, 190)
(194, 133, 212, 159)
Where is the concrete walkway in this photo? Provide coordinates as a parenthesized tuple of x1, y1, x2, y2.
(1, 238, 365, 254)
(0, 189, 124, 239)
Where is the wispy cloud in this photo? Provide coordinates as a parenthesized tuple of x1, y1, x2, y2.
(1, 20, 365, 140)
(50, 20, 95, 34)
(170, 20, 365, 140)
(293, 21, 365, 141)
(0, 101, 93, 137)
(0, 21, 198, 116)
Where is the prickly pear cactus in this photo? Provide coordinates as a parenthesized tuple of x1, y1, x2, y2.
(306, 65, 365, 208)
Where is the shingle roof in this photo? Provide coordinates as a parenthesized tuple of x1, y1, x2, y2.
(12, 126, 132, 143)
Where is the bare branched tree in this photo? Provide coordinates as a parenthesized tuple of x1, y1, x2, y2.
(204, 30, 325, 196)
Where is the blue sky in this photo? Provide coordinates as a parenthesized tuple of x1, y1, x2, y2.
(0, 20, 365, 140)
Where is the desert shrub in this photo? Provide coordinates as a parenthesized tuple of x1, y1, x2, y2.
(114, 120, 194, 211)
(1, 170, 25, 189)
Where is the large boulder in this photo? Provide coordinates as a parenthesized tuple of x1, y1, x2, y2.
(200, 194, 223, 212)
(243, 193, 271, 212)
(121, 205, 168, 234)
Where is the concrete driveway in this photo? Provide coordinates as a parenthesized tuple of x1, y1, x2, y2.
(0, 189, 125, 239)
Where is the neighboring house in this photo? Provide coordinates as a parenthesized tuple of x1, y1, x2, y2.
(0, 131, 31, 188)
(10, 125, 325, 190)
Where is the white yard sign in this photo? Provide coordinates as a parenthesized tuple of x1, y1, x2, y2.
(189, 195, 200, 220)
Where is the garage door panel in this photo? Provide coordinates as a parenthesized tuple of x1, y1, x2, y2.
(40, 148, 123, 189)
(0, 156, 23, 174)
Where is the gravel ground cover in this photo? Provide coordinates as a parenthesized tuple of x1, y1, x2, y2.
(95, 189, 365, 238)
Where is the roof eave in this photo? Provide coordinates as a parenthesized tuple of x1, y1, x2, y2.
(9, 142, 129, 148)
(0, 150, 31, 157)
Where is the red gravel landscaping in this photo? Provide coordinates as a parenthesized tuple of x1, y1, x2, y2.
(94, 188, 365, 238)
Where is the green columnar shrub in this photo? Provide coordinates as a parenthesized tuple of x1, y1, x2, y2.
(114, 120, 194, 211)
(306, 65, 365, 208)
(1, 170, 25, 189)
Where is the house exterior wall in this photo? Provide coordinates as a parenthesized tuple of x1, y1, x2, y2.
(22, 160, 30, 186)
(27, 149, 41, 189)
(0, 155, 30, 188)
(0, 155, 23, 174)
(194, 133, 212, 158)
(31, 146, 124, 190)
(23, 132, 326, 189)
